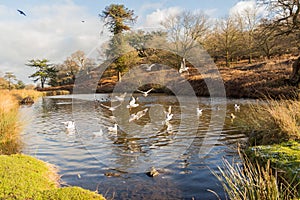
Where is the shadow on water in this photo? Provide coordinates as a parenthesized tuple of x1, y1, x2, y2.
(21, 94, 255, 199)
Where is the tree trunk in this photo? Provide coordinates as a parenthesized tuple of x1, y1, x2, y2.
(118, 71, 122, 82)
(289, 56, 300, 86)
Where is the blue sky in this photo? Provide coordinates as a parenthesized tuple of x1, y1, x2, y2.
(0, 0, 251, 84)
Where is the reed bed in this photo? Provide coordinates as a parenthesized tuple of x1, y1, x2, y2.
(237, 99, 300, 145)
(0, 92, 21, 154)
(212, 151, 299, 200)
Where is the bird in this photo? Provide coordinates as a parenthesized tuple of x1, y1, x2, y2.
(179, 58, 189, 73)
(230, 113, 236, 120)
(112, 92, 127, 102)
(62, 121, 75, 133)
(100, 103, 121, 111)
(81, 20, 85, 23)
(146, 64, 156, 71)
(17, 9, 26, 16)
(137, 88, 153, 97)
(234, 104, 240, 112)
(93, 128, 104, 137)
(129, 108, 148, 122)
(164, 106, 173, 123)
(197, 108, 203, 117)
(127, 97, 139, 109)
(108, 123, 118, 133)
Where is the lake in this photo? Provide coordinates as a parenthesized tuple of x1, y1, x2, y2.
(20, 94, 253, 199)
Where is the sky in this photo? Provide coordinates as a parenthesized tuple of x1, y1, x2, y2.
(0, 0, 257, 84)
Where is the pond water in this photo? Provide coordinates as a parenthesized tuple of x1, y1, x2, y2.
(20, 94, 253, 199)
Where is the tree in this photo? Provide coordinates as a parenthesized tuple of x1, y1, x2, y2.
(100, 4, 137, 81)
(15, 80, 25, 89)
(4, 72, 16, 90)
(235, 4, 262, 63)
(215, 16, 242, 67)
(99, 4, 137, 35)
(161, 10, 210, 70)
(27, 59, 57, 88)
(259, 0, 300, 85)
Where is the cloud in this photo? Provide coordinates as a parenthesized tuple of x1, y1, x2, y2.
(229, 0, 266, 17)
(0, 2, 103, 84)
(143, 7, 182, 29)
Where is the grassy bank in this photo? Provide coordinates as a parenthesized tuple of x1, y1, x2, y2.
(0, 154, 105, 200)
(215, 99, 300, 199)
(0, 90, 105, 199)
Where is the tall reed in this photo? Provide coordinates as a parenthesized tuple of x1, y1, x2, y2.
(237, 99, 300, 144)
(212, 151, 299, 200)
(0, 92, 21, 154)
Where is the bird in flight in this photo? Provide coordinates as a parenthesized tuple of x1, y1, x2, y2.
(137, 88, 153, 97)
(17, 9, 26, 16)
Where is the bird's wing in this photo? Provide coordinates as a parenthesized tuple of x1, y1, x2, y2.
(100, 103, 111, 109)
(146, 88, 153, 93)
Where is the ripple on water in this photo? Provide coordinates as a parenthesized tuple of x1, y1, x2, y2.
(20, 95, 251, 199)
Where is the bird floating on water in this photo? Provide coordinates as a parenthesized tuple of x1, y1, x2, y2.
(108, 123, 118, 134)
(62, 121, 75, 133)
(17, 9, 26, 16)
(127, 97, 139, 109)
(137, 88, 153, 97)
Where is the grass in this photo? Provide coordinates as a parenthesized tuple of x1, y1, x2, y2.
(247, 141, 300, 190)
(213, 150, 299, 200)
(236, 99, 300, 145)
(0, 154, 105, 200)
(0, 92, 21, 154)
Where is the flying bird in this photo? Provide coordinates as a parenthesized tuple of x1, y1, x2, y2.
(137, 88, 153, 97)
(100, 103, 121, 111)
(197, 108, 203, 117)
(127, 97, 139, 109)
(234, 104, 240, 112)
(17, 9, 26, 16)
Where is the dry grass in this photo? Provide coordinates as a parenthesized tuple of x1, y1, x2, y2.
(237, 99, 300, 145)
(0, 92, 21, 154)
(9, 89, 43, 102)
(212, 151, 299, 200)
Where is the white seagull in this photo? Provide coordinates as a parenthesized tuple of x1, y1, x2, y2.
(129, 108, 148, 122)
(146, 64, 156, 71)
(112, 92, 127, 102)
(62, 121, 75, 133)
(234, 104, 240, 112)
(100, 103, 121, 111)
(179, 58, 189, 73)
(197, 108, 203, 117)
(137, 88, 153, 97)
(164, 106, 173, 123)
(108, 123, 118, 133)
(127, 97, 139, 109)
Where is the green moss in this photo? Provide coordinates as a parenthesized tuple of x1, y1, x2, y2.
(0, 154, 105, 200)
(247, 141, 300, 188)
(34, 187, 105, 200)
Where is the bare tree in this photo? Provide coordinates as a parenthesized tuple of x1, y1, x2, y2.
(161, 10, 210, 70)
(259, 0, 300, 85)
(215, 16, 242, 67)
(235, 3, 263, 63)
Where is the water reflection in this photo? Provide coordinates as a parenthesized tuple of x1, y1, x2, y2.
(21, 94, 254, 199)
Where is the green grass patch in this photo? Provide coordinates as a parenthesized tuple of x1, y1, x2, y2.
(34, 187, 105, 200)
(247, 141, 300, 189)
(0, 154, 105, 200)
